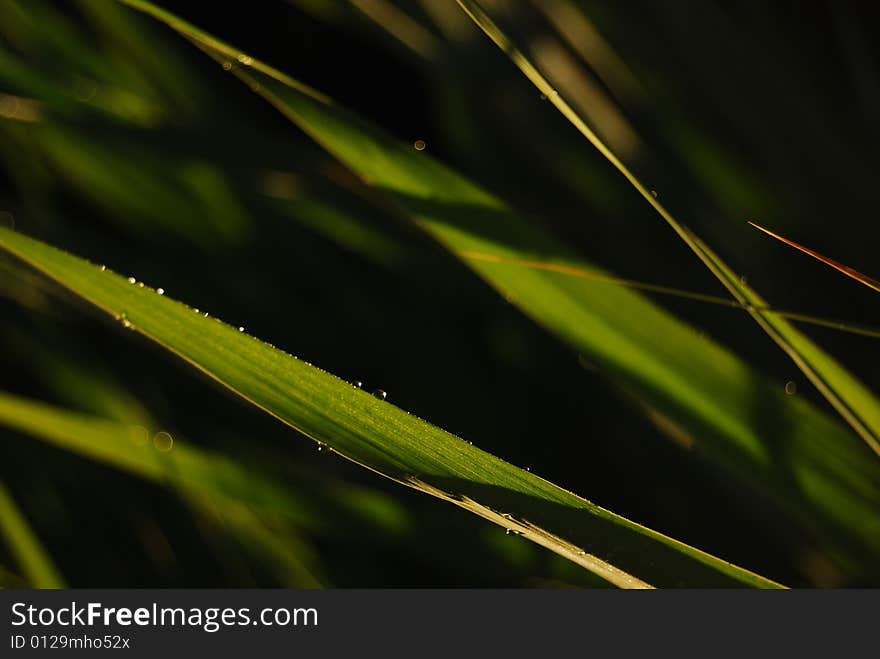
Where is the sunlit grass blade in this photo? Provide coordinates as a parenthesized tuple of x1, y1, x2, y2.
(749, 222, 880, 293)
(112, 0, 880, 580)
(455, 0, 880, 458)
(0, 227, 784, 588)
(0, 479, 66, 588)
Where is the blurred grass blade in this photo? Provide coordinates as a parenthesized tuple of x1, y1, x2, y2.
(455, 0, 880, 457)
(749, 222, 880, 293)
(688, 230, 880, 462)
(0, 390, 328, 586)
(0, 227, 783, 588)
(0, 479, 66, 588)
(460, 250, 880, 340)
(112, 0, 880, 579)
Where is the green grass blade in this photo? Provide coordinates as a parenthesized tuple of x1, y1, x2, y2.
(0, 227, 783, 588)
(454, 0, 880, 457)
(0, 479, 66, 588)
(110, 0, 880, 578)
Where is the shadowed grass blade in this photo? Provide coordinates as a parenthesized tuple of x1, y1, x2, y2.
(0, 226, 783, 588)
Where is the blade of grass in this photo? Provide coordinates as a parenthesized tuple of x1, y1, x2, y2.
(0, 226, 784, 588)
(455, 0, 880, 458)
(112, 0, 880, 580)
(749, 222, 880, 293)
(0, 479, 66, 588)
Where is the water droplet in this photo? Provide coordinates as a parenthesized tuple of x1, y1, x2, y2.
(413, 139, 426, 151)
(505, 529, 512, 535)
(194, 308, 200, 313)
(137, 282, 144, 288)
(373, 389, 387, 400)
(238, 326, 245, 332)
(100, 265, 107, 272)
(785, 381, 797, 395)
(651, 190, 658, 198)
(156, 288, 164, 295)
(153, 431, 174, 452)
(203, 312, 209, 317)
(317, 443, 324, 452)
(539, 93, 547, 101)
(127, 276, 136, 284)
(222, 61, 232, 71)
(526, 467, 530, 472)
(352, 380, 363, 389)
(237, 54, 253, 65)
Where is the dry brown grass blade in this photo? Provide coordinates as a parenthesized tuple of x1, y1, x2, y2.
(749, 222, 880, 293)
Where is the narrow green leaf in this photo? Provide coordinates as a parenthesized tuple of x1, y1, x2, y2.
(0, 479, 66, 588)
(454, 0, 880, 457)
(0, 226, 782, 588)
(111, 0, 880, 578)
